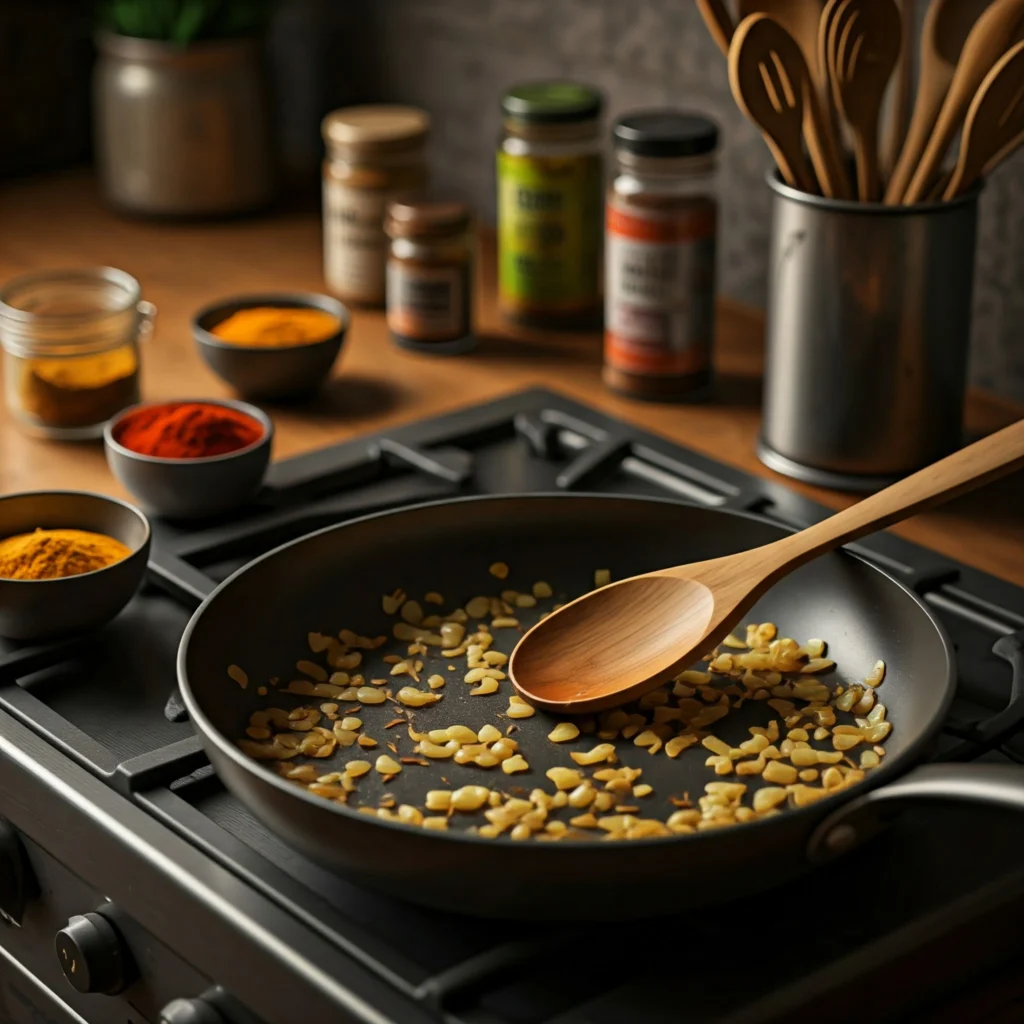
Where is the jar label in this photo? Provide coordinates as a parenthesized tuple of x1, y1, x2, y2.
(323, 181, 397, 304)
(604, 199, 717, 376)
(386, 262, 467, 341)
(497, 152, 602, 313)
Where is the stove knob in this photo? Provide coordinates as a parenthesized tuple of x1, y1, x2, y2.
(55, 910, 136, 995)
(0, 817, 34, 926)
(160, 997, 227, 1024)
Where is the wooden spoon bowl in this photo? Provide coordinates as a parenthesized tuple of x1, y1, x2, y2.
(510, 418, 1024, 713)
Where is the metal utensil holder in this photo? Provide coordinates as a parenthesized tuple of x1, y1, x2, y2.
(758, 172, 981, 491)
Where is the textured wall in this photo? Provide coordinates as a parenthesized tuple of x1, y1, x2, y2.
(341, 0, 1024, 403)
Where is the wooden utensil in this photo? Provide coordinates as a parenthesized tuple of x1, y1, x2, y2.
(885, 0, 993, 204)
(738, 0, 825, 75)
(943, 39, 1024, 198)
(729, 14, 842, 196)
(882, 0, 916, 179)
(742, 0, 851, 197)
(827, 0, 902, 201)
(696, 0, 735, 57)
(903, 0, 1024, 205)
(509, 418, 1024, 713)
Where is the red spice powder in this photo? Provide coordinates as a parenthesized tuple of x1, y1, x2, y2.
(115, 402, 263, 459)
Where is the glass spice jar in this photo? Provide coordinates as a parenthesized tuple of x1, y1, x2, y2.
(385, 199, 474, 354)
(0, 267, 155, 439)
(497, 81, 603, 329)
(603, 111, 720, 402)
(321, 104, 430, 307)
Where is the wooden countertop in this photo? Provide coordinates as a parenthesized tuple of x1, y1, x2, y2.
(1, 171, 1022, 586)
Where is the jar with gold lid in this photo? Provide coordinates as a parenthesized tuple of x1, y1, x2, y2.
(321, 104, 430, 307)
(385, 199, 474, 354)
(0, 267, 155, 439)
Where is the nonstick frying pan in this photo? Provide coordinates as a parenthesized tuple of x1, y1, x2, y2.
(178, 495, 1024, 920)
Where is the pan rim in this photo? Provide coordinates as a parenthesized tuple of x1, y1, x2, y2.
(177, 492, 958, 853)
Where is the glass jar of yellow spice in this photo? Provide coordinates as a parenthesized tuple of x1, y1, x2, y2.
(0, 268, 155, 439)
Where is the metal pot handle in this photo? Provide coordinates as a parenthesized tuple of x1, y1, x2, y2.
(807, 763, 1024, 864)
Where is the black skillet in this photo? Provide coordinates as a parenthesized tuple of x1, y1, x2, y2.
(178, 495, 1024, 920)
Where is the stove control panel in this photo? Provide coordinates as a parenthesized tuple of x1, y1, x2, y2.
(0, 817, 35, 927)
(161, 995, 226, 1023)
(55, 908, 137, 995)
(0, 831, 225, 1024)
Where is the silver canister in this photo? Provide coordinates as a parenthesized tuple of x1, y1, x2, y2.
(93, 32, 275, 217)
(758, 173, 980, 491)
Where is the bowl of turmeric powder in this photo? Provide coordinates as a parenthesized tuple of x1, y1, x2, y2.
(193, 293, 349, 401)
(0, 490, 150, 640)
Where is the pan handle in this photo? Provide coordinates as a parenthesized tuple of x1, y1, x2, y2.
(807, 763, 1024, 864)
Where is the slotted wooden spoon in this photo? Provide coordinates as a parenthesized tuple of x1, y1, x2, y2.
(739, 0, 850, 197)
(827, 0, 902, 200)
(728, 13, 836, 194)
(903, 0, 1024, 204)
(884, 0, 992, 204)
(509, 418, 1024, 713)
(943, 39, 1024, 198)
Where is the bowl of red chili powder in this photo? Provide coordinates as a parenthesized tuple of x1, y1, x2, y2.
(104, 399, 272, 519)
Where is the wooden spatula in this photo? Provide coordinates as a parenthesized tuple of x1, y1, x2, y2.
(729, 13, 840, 196)
(943, 39, 1024, 198)
(741, 0, 851, 196)
(886, 0, 997, 204)
(827, 0, 902, 201)
(903, 0, 1024, 205)
(510, 417, 1024, 713)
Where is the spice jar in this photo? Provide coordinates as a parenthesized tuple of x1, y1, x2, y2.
(0, 267, 155, 439)
(497, 82, 603, 329)
(321, 105, 430, 307)
(385, 199, 474, 354)
(604, 111, 720, 402)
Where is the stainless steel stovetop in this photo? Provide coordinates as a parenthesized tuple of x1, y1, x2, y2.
(0, 388, 1022, 1024)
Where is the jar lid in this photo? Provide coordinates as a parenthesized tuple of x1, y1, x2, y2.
(321, 105, 430, 153)
(386, 199, 472, 239)
(501, 81, 603, 124)
(613, 110, 719, 157)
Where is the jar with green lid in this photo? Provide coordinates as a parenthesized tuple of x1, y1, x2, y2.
(321, 105, 430, 307)
(497, 82, 603, 329)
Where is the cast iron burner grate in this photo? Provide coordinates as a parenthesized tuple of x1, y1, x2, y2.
(1, 388, 1023, 1024)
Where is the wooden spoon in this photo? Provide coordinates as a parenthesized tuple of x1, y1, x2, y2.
(696, 0, 736, 57)
(943, 39, 1024, 198)
(738, 0, 825, 76)
(728, 13, 838, 195)
(881, 0, 916, 179)
(827, 0, 902, 200)
(884, 0, 993, 204)
(903, 0, 1024, 205)
(509, 418, 1024, 713)
(739, 0, 851, 197)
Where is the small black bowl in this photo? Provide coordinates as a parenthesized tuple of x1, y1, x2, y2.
(0, 491, 150, 641)
(193, 292, 350, 401)
(104, 399, 273, 520)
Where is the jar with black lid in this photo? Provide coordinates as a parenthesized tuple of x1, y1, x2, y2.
(385, 199, 474, 354)
(604, 110, 719, 401)
(497, 81, 603, 329)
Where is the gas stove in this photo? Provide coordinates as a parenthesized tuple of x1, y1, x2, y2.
(0, 387, 1022, 1024)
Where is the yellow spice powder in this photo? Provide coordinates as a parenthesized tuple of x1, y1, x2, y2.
(210, 307, 341, 347)
(0, 529, 131, 580)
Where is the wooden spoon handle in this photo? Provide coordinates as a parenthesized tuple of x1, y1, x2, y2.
(763, 419, 1024, 574)
(696, 0, 735, 57)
